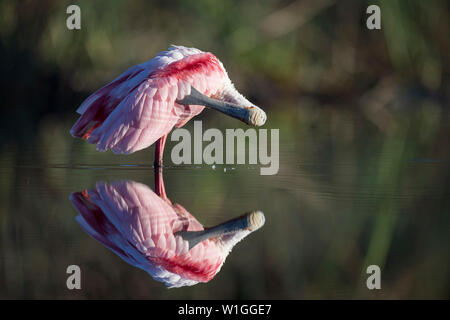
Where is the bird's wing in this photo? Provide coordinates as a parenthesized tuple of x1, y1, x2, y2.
(85, 77, 187, 154)
(91, 181, 176, 249)
(70, 47, 206, 143)
(70, 65, 150, 140)
(71, 181, 182, 269)
(70, 190, 144, 268)
(75, 65, 148, 115)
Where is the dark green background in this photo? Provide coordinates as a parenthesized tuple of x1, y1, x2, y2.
(0, 0, 449, 299)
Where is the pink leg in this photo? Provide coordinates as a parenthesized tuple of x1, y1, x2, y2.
(154, 134, 168, 168)
(154, 134, 170, 203)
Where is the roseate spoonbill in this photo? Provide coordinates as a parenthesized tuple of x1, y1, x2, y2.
(70, 45, 266, 166)
(70, 177, 265, 288)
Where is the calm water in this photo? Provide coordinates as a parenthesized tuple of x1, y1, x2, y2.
(0, 105, 449, 299)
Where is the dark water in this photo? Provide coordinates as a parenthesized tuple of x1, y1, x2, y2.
(0, 105, 449, 299)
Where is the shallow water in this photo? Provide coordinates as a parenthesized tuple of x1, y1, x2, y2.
(0, 105, 449, 299)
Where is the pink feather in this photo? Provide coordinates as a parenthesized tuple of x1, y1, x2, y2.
(70, 46, 227, 154)
(70, 180, 226, 287)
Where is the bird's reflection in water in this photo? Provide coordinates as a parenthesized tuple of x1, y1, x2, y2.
(70, 171, 265, 288)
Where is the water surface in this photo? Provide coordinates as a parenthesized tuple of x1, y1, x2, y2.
(0, 105, 449, 299)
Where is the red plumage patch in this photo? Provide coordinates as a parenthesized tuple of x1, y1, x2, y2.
(150, 52, 223, 80)
(71, 71, 139, 140)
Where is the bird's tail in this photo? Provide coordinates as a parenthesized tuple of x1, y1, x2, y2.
(70, 95, 111, 141)
(70, 66, 138, 141)
(70, 190, 130, 258)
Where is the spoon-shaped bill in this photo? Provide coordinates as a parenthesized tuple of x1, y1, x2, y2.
(176, 87, 266, 126)
(175, 210, 265, 250)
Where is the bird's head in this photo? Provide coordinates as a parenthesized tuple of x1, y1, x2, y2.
(154, 46, 266, 126)
(171, 54, 266, 126)
(212, 81, 267, 126)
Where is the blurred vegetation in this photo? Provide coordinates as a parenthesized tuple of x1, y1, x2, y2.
(0, 0, 449, 299)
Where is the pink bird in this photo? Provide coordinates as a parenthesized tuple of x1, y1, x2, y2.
(70, 45, 266, 166)
(70, 176, 265, 288)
